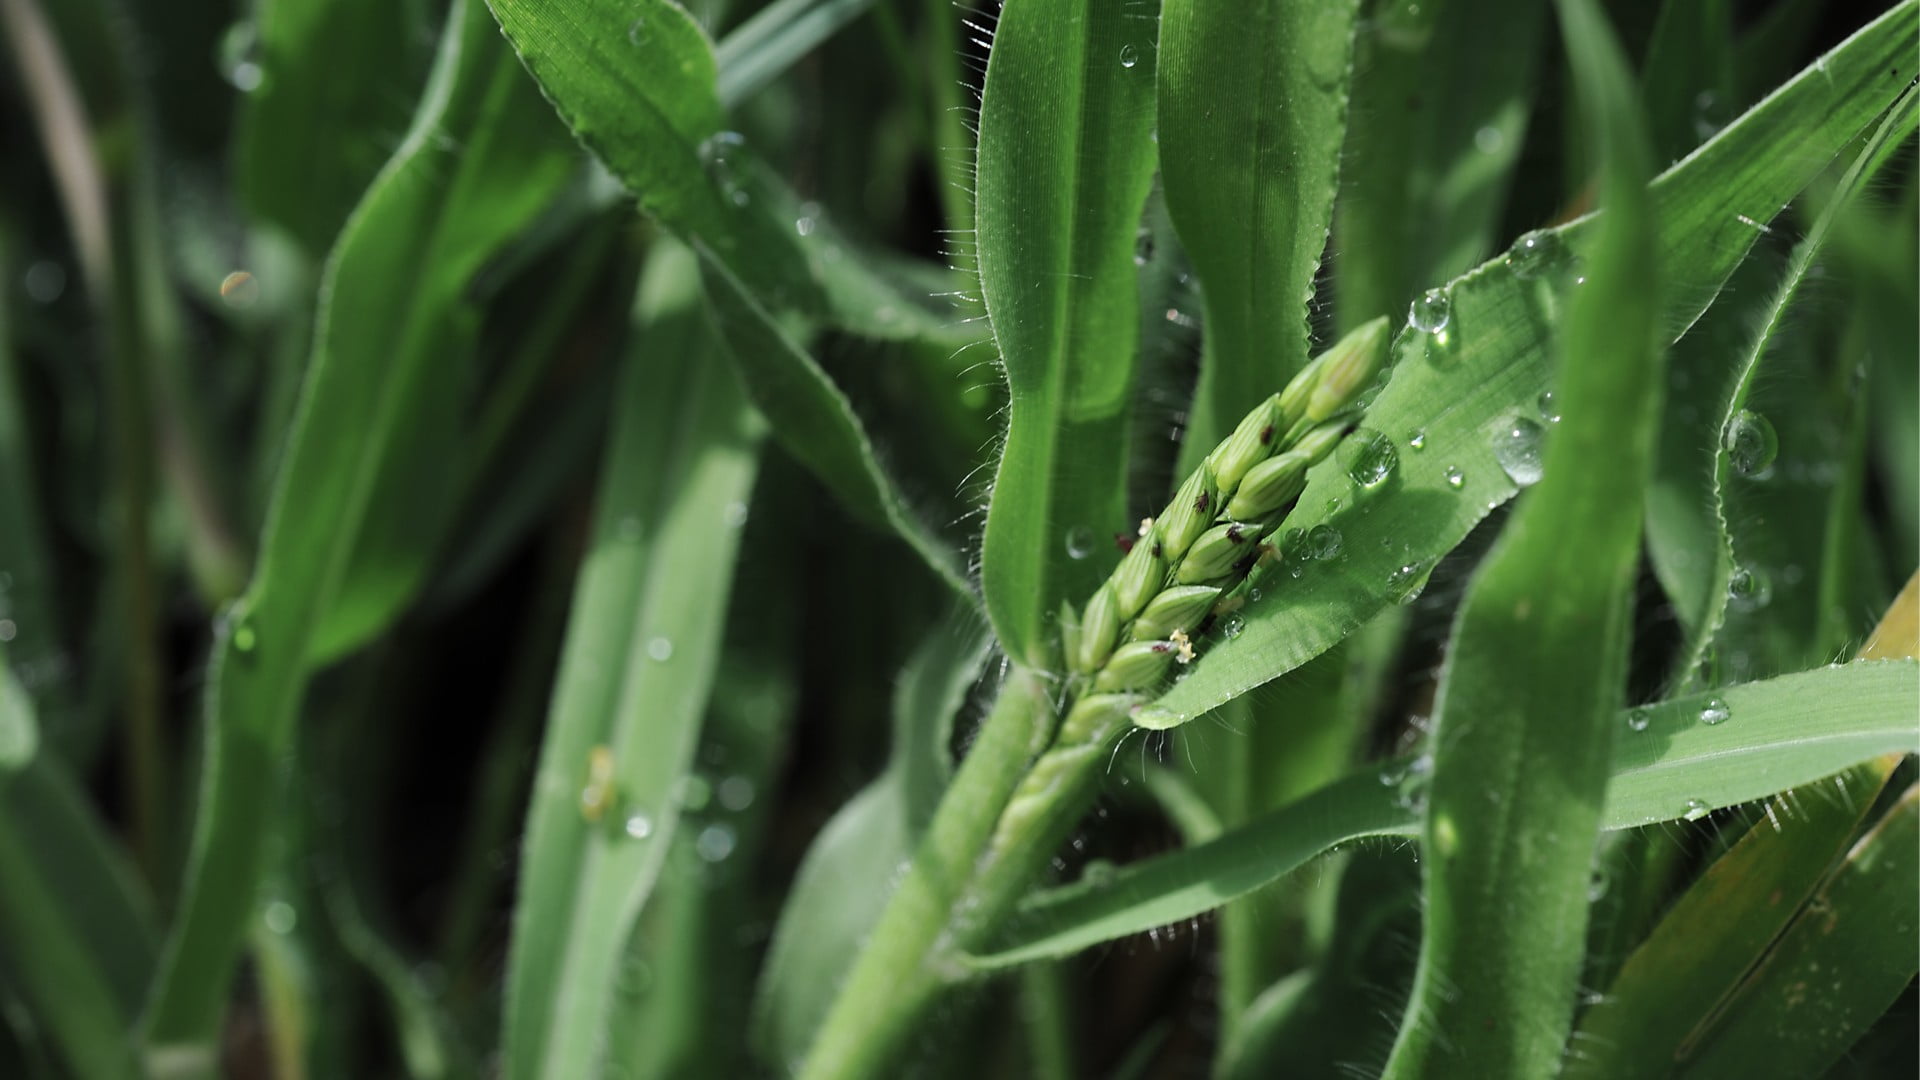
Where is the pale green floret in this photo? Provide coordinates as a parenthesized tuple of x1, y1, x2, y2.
(1130, 585, 1221, 642)
(1176, 522, 1255, 584)
(1156, 470, 1217, 557)
(1226, 452, 1311, 520)
(1075, 585, 1123, 672)
(1109, 535, 1167, 616)
(1058, 692, 1136, 744)
(1305, 316, 1389, 424)
(1205, 396, 1284, 492)
(1093, 641, 1176, 693)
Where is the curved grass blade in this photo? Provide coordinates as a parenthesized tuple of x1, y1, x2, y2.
(1158, 0, 1357, 471)
(1335, 0, 1549, 327)
(695, 243, 975, 602)
(1137, 0, 1920, 730)
(1650, 89, 1917, 686)
(753, 609, 988, 1064)
(973, 0, 1160, 665)
(1638, 0, 1733, 164)
(144, 5, 577, 1063)
(967, 660, 1920, 968)
(714, 0, 877, 108)
(502, 242, 762, 1080)
(1382, 0, 1657, 1071)
(1676, 783, 1920, 1078)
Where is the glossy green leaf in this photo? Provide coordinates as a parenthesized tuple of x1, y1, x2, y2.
(967, 661, 1920, 968)
(1382, 0, 1656, 1071)
(1335, 0, 1549, 328)
(1136, 0, 1920, 730)
(503, 242, 761, 1080)
(1159, 0, 1357, 471)
(144, 5, 576, 1062)
(1677, 783, 1920, 1078)
(973, 0, 1160, 666)
(695, 244, 975, 602)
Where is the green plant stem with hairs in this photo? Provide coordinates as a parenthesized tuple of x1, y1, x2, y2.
(800, 318, 1390, 1080)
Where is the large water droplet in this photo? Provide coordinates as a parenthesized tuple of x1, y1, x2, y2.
(1721, 409, 1778, 477)
(627, 17, 648, 45)
(696, 824, 738, 862)
(623, 811, 654, 840)
(1625, 706, 1652, 732)
(647, 637, 674, 662)
(1698, 697, 1731, 726)
(1682, 798, 1712, 822)
(1119, 44, 1140, 68)
(1387, 561, 1428, 604)
(1220, 614, 1246, 640)
(1344, 428, 1399, 489)
(1064, 525, 1095, 560)
(1474, 125, 1505, 154)
(263, 900, 297, 935)
(1727, 566, 1772, 612)
(1491, 417, 1546, 486)
(1407, 428, 1427, 451)
(1443, 465, 1465, 490)
(1307, 524, 1342, 561)
(1506, 229, 1570, 281)
(717, 775, 756, 811)
(697, 131, 748, 203)
(1408, 288, 1451, 333)
(1536, 389, 1561, 423)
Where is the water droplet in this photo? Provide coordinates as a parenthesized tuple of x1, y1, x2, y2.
(1407, 429, 1427, 451)
(647, 637, 673, 662)
(1443, 465, 1465, 490)
(1506, 229, 1570, 281)
(717, 775, 756, 811)
(1474, 125, 1505, 154)
(1721, 409, 1778, 477)
(1491, 417, 1545, 486)
(627, 17, 647, 45)
(723, 501, 749, 528)
(1247, 588, 1262, 602)
(1378, 761, 1408, 786)
(1625, 706, 1652, 732)
(1408, 288, 1451, 333)
(1220, 614, 1246, 640)
(1387, 561, 1428, 604)
(1307, 524, 1342, 561)
(1727, 566, 1772, 612)
(1133, 226, 1154, 266)
(1343, 428, 1399, 489)
(22, 261, 65, 305)
(1081, 859, 1118, 888)
(698, 131, 748, 203)
(1536, 389, 1560, 422)
(794, 215, 816, 237)
(623, 811, 654, 839)
(1682, 798, 1712, 822)
(217, 22, 263, 92)
(1698, 697, 1731, 726)
(695, 824, 737, 862)
(1692, 90, 1729, 140)
(1376, 0, 1434, 50)
(1064, 526, 1095, 559)
(263, 900, 297, 935)
(1119, 44, 1139, 68)
(1587, 867, 1610, 902)
(232, 622, 257, 654)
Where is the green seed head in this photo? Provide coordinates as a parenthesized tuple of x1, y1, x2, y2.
(1058, 692, 1137, 744)
(1176, 522, 1257, 584)
(1130, 585, 1221, 642)
(1227, 451, 1310, 520)
(1157, 471, 1219, 559)
(1076, 586, 1122, 673)
(1205, 394, 1284, 492)
(1306, 316, 1390, 423)
(1109, 533, 1168, 618)
(1093, 640, 1177, 693)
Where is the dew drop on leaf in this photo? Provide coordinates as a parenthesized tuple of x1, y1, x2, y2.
(696, 824, 737, 862)
(623, 811, 654, 840)
(1343, 428, 1398, 489)
(1064, 525, 1095, 559)
(1407, 428, 1426, 451)
(1408, 288, 1450, 333)
(1625, 706, 1652, 732)
(1683, 798, 1712, 822)
(1220, 614, 1246, 640)
(1537, 389, 1560, 422)
(1491, 417, 1545, 486)
(1722, 409, 1779, 476)
(1505, 229, 1570, 281)
(1698, 697, 1731, 726)
(1727, 565, 1772, 611)
(1307, 524, 1342, 560)
(1119, 44, 1139, 68)
(647, 637, 674, 661)
(1443, 465, 1465, 490)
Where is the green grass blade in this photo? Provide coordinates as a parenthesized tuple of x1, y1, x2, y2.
(1650, 90, 1917, 686)
(714, 0, 876, 108)
(238, 0, 433, 255)
(1382, 0, 1656, 1069)
(695, 243, 975, 602)
(1136, 0, 1920, 729)
(967, 660, 1919, 968)
(1676, 783, 1920, 1078)
(502, 242, 762, 1080)
(142, 6, 577, 1059)
(1158, 0, 1357, 470)
(0, 669, 158, 1080)
(753, 610, 987, 1064)
(1335, 0, 1549, 328)
(973, 0, 1160, 666)
(1638, 0, 1733, 165)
